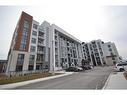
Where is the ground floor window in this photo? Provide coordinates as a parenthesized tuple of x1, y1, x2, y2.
(28, 65, 34, 71)
(16, 65, 23, 72)
(17, 54, 25, 64)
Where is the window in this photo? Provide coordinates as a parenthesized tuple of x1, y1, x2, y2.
(118, 63, 127, 66)
(20, 44, 26, 50)
(28, 65, 34, 70)
(21, 36, 27, 44)
(17, 54, 24, 64)
(31, 38, 36, 44)
(109, 48, 112, 51)
(20, 20, 29, 50)
(29, 55, 35, 64)
(24, 20, 29, 28)
(32, 31, 37, 36)
(112, 57, 115, 60)
(95, 53, 99, 56)
(16, 65, 23, 72)
(38, 31, 44, 37)
(37, 46, 44, 51)
(123, 63, 127, 66)
(38, 38, 44, 44)
(23, 27, 29, 33)
(36, 65, 40, 70)
(33, 24, 38, 29)
(100, 52, 103, 56)
(45, 65, 48, 69)
(30, 46, 36, 52)
(110, 52, 114, 56)
(22, 29, 29, 35)
(108, 45, 111, 48)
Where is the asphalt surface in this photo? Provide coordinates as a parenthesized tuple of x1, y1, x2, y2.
(14, 66, 113, 89)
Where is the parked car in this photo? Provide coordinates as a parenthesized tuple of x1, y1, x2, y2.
(76, 66, 83, 71)
(115, 62, 127, 72)
(65, 66, 83, 72)
(81, 65, 92, 70)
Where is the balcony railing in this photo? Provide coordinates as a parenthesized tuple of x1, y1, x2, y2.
(36, 60, 44, 63)
(37, 50, 45, 54)
(38, 43, 44, 46)
(38, 35, 44, 39)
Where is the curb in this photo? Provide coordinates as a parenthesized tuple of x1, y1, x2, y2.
(102, 73, 112, 89)
(0, 72, 74, 89)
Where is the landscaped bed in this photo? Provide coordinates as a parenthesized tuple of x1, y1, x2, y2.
(0, 72, 62, 85)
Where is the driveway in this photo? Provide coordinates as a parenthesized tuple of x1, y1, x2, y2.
(14, 66, 113, 89)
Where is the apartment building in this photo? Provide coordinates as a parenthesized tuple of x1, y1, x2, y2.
(82, 40, 120, 66)
(50, 24, 83, 71)
(82, 40, 105, 66)
(6, 12, 83, 76)
(102, 42, 120, 65)
(6, 11, 120, 76)
(6, 12, 50, 76)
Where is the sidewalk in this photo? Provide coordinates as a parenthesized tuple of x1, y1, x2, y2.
(0, 72, 74, 89)
(103, 72, 127, 89)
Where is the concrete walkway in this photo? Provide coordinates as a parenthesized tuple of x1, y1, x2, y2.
(0, 72, 74, 89)
(103, 72, 127, 89)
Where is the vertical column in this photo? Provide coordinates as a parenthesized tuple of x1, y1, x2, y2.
(50, 26, 55, 71)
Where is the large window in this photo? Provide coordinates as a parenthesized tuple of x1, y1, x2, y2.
(30, 46, 36, 52)
(16, 65, 23, 72)
(20, 20, 29, 50)
(31, 38, 36, 44)
(36, 65, 40, 70)
(29, 55, 35, 64)
(28, 65, 34, 71)
(17, 54, 25, 64)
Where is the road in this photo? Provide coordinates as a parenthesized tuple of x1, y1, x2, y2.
(14, 66, 113, 89)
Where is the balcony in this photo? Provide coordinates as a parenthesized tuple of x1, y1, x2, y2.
(37, 50, 44, 54)
(36, 60, 44, 63)
(38, 35, 44, 39)
(38, 42, 44, 46)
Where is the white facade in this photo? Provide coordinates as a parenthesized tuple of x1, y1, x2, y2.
(6, 12, 120, 76)
(6, 12, 83, 76)
(29, 20, 39, 70)
(102, 42, 120, 65)
(50, 24, 83, 71)
(82, 40, 120, 66)
(82, 40, 105, 66)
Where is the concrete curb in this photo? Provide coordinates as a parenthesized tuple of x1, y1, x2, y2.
(0, 72, 74, 89)
(102, 73, 112, 89)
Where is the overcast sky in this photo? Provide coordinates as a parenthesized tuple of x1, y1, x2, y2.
(0, 1, 127, 60)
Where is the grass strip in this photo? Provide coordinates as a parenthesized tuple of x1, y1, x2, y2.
(0, 72, 62, 85)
